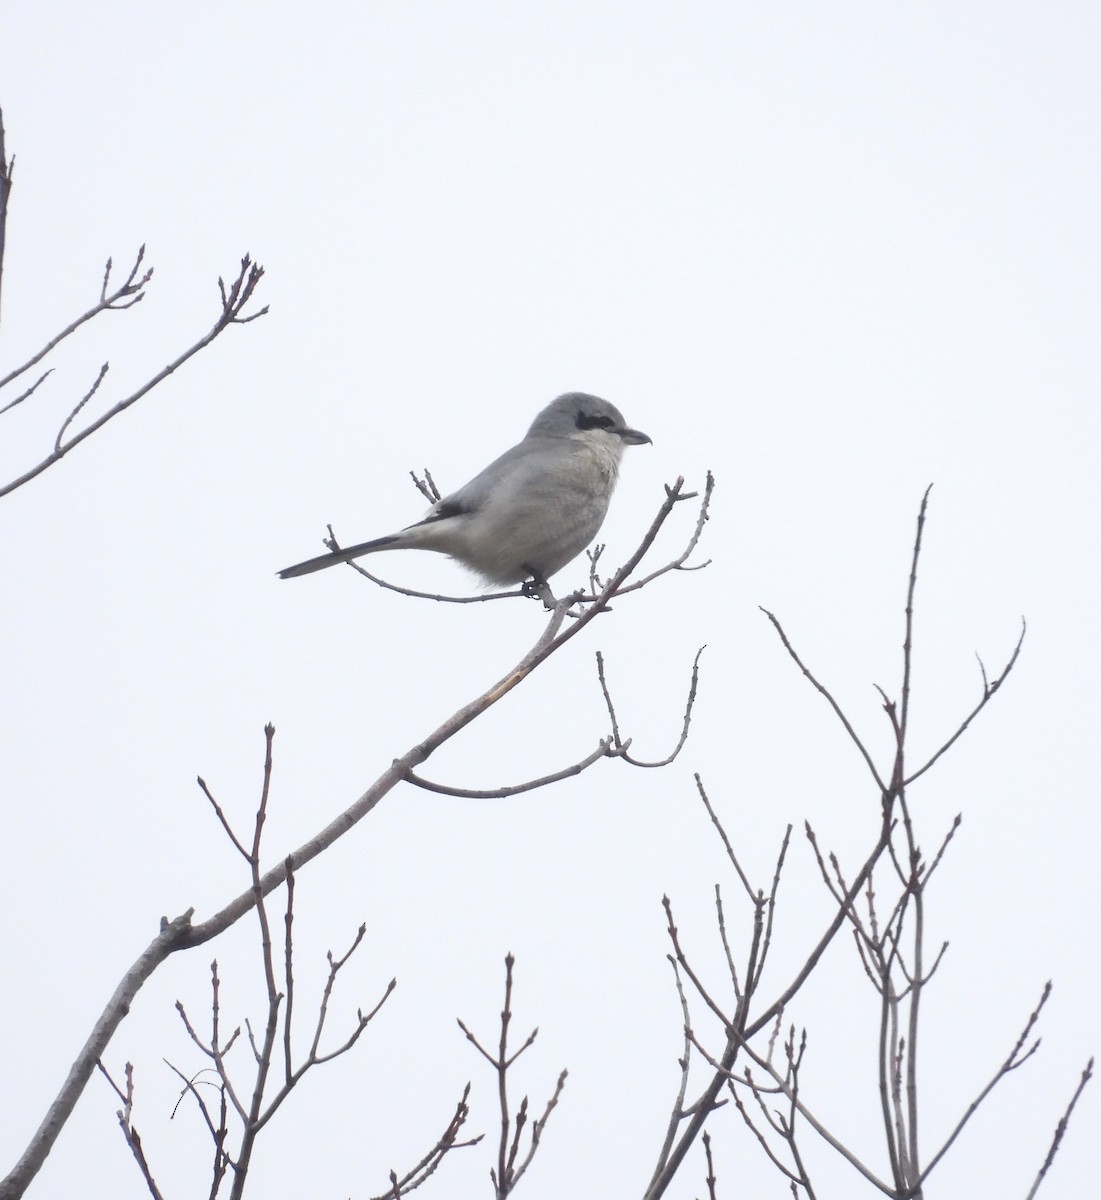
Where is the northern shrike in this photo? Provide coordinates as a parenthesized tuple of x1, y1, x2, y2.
(278, 392, 650, 586)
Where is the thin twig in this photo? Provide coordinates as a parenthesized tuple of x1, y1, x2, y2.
(761, 607, 888, 794)
(896, 485, 933, 777)
(701, 1130, 718, 1200)
(750, 824, 793, 994)
(459, 955, 566, 1198)
(747, 812, 894, 1039)
(0, 107, 11, 327)
(53, 362, 109, 451)
(597, 646, 705, 767)
(282, 864, 295, 1085)
(1024, 1057, 1094, 1200)
(692, 1028, 893, 1195)
(609, 470, 715, 595)
(0, 246, 153, 391)
(405, 739, 615, 798)
(647, 897, 765, 1199)
(367, 1084, 483, 1200)
(0, 368, 51, 416)
(916, 983, 1053, 1186)
(728, 1072, 801, 1183)
(714, 886, 743, 1003)
(163, 1060, 227, 1147)
(196, 776, 251, 860)
(649, 958, 695, 1181)
(409, 468, 441, 504)
(904, 620, 1027, 786)
(693, 776, 756, 902)
(662, 896, 732, 1029)
(0, 254, 265, 499)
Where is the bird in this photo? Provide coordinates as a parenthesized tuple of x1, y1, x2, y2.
(277, 392, 651, 587)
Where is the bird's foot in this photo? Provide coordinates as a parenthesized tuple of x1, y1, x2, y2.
(521, 570, 559, 610)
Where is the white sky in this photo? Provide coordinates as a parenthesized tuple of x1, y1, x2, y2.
(1, 3, 1098, 1197)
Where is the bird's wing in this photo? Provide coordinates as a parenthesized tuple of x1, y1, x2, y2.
(409, 438, 544, 527)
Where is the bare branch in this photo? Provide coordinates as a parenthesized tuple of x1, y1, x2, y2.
(878, 964, 904, 1190)
(406, 738, 614, 798)
(902, 803, 924, 1177)
(747, 812, 894, 1039)
(162, 1060, 228, 1150)
(692, 1029, 894, 1195)
(804, 824, 846, 909)
(896, 484, 933, 774)
(646, 895, 765, 1199)
(587, 540, 608, 594)
(760, 607, 888, 794)
(163, 849, 394, 1198)
(112, 1114, 166, 1200)
(662, 895, 732, 1029)
(649, 487, 1046, 1200)
(648, 958, 695, 1184)
(0, 368, 51, 416)
(713, 887, 743, 1003)
(0, 107, 11, 326)
(917, 983, 1054, 1186)
(0, 253, 266, 499)
(306, 926, 377, 1064)
(700, 1130, 718, 1200)
(781, 1029, 819, 1200)
(95, 1062, 168, 1200)
(506, 1070, 567, 1194)
(229, 725, 283, 1193)
(248, 966, 395, 1139)
(0, 906, 194, 1199)
(455, 1019, 500, 1069)
(904, 620, 1027, 786)
(752, 824, 793, 993)
(729, 1072, 801, 1183)
(409, 468, 441, 505)
(597, 646, 705, 768)
(609, 470, 715, 595)
(0, 245, 152, 392)
(693, 776, 756, 903)
(94, 1060, 130, 1108)
(282, 866, 296, 1085)
(52, 361, 111, 451)
(196, 775, 251, 861)
(460, 955, 566, 1198)
(176, 963, 248, 1123)
(367, 1084, 483, 1200)
(921, 814, 962, 886)
(1024, 1058, 1094, 1200)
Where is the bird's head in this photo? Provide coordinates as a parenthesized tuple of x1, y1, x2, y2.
(528, 392, 651, 449)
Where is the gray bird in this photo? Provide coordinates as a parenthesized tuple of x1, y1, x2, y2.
(278, 392, 650, 586)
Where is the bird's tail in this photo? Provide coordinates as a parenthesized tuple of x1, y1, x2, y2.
(277, 535, 400, 579)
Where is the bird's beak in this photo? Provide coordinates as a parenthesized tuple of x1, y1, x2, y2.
(620, 427, 652, 446)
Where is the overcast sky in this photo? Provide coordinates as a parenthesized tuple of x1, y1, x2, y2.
(2, 4, 1098, 1198)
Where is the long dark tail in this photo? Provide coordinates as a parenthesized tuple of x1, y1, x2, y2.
(277, 535, 399, 579)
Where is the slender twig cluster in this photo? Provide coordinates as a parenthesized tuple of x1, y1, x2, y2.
(458, 955, 568, 1198)
(0, 107, 267, 500)
(99, 726, 414, 1200)
(644, 489, 1087, 1200)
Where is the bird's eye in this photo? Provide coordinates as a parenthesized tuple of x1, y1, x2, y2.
(576, 412, 615, 431)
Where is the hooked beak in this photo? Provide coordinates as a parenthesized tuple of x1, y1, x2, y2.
(620, 427, 652, 446)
